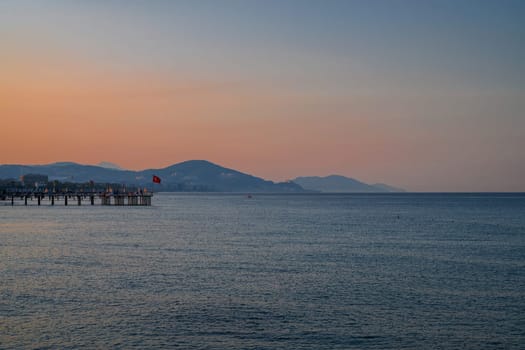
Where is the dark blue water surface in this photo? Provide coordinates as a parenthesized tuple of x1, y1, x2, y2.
(1, 193, 524, 349)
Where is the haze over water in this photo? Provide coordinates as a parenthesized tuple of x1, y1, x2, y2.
(1, 193, 524, 349)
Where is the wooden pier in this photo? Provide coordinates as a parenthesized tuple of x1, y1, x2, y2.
(0, 191, 153, 206)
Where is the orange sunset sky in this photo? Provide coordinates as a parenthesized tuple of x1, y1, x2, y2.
(1, 1, 524, 191)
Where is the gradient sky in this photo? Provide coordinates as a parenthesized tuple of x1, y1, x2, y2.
(1, 0, 524, 191)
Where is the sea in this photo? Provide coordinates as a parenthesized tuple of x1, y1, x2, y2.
(1, 193, 524, 349)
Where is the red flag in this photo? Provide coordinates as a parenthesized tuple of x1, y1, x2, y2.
(152, 175, 161, 184)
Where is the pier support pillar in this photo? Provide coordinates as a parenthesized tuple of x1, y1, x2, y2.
(37, 196, 41, 206)
(51, 196, 55, 205)
(77, 195, 81, 206)
(65, 196, 68, 206)
(24, 196, 28, 206)
(90, 195, 95, 205)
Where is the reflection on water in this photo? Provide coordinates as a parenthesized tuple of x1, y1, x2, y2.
(1, 193, 524, 349)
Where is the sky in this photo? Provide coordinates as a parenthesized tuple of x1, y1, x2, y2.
(1, 0, 524, 191)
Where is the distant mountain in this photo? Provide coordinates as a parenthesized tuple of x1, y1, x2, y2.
(0, 161, 403, 193)
(97, 161, 124, 170)
(0, 162, 137, 183)
(0, 160, 303, 193)
(139, 160, 303, 192)
(293, 175, 404, 193)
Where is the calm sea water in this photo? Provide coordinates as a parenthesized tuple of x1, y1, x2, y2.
(1, 193, 524, 349)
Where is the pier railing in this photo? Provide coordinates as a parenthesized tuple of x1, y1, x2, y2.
(0, 191, 153, 206)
